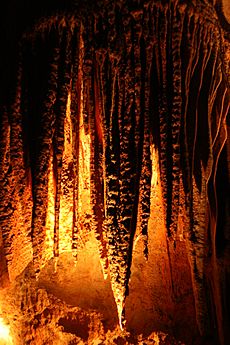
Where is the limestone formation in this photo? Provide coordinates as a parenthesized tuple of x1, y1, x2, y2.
(0, 0, 229, 344)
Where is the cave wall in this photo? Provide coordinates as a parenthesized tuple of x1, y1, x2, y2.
(0, 1, 230, 344)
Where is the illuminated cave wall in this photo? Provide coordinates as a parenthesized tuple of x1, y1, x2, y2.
(0, 0, 230, 344)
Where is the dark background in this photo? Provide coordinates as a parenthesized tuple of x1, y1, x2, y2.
(0, 0, 86, 107)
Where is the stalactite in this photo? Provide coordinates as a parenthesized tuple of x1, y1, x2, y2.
(31, 31, 61, 274)
(137, 7, 153, 258)
(170, 5, 185, 238)
(58, 91, 74, 254)
(0, 44, 34, 281)
(0, 108, 11, 283)
(82, 18, 93, 136)
(154, 4, 173, 237)
(131, 9, 143, 253)
(70, 26, 81, 258)
(92, 49, 109, 277)
(109, 10, 138, 327)
(44, 146, 55, 264)
(188, 26, 211, 336)
(106, 63, 126, 328)
(89, 46, 107, 276)
(94, 49, 110, 235)
(52, 28, 72, 258)
(180, 12, 199, 198)
(81, 19, 98, 259)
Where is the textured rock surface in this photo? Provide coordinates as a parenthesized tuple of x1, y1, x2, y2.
(0, 0, 229, 344)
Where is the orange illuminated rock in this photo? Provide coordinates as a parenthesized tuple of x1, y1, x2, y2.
(0, 0, 229, 344)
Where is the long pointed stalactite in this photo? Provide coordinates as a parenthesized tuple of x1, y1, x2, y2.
(0, 0, 229, 344)
(70, 25, 81, 259)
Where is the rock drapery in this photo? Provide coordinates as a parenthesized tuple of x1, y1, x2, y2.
(0, 0, 229, 344)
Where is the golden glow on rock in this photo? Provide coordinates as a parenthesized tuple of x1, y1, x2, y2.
(44, 87, 92, 264)
(150, 144, 159, 189)
(58, 92, 74, 253)
(43, 148, 55, 266)
(77, 90, 92, 234)
(118, 310, 125, 331)
(0, 318, 13, 345)
(0, 2, 227, 342)
(152, 332, 160, 345)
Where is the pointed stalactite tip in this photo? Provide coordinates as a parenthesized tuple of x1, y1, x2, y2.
(116, 297, 126, 331)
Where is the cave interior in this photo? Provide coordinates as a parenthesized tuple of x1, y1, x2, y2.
(0, 0, 230, 344)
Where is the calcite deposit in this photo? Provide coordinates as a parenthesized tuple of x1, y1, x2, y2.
(0, 0, 229, 344)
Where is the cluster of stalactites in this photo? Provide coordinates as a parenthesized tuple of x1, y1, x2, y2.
(2, 0, 229, 333)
